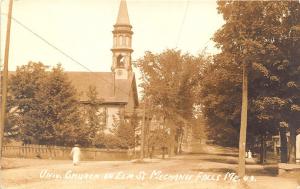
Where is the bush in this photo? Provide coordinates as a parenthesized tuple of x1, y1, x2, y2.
(103, 134, 123, 149)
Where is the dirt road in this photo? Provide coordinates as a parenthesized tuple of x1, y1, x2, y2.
(1, 146, 299, 189)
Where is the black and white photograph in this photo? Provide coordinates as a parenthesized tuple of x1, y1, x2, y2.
(0, 0, 300, 188)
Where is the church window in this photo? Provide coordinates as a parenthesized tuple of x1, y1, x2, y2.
(119, 36, 122, 46)
(126, 37, 129, 46)
(122, 35, 126, 46)
(117, 54, 125, 68)
(114, 37, 117, 46)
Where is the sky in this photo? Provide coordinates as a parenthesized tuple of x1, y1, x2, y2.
(0, 0, 224, 95)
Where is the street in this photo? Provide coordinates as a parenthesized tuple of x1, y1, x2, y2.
(1, 145, 299, 189)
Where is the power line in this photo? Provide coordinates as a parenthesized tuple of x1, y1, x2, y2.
(5, 15, 131, 97)
(12, 17, 93, 72)
(199, 39, 211, 55)
(176, 0, 190, 47)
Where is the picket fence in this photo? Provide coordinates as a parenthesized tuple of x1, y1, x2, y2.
(2, 145, 131, 161)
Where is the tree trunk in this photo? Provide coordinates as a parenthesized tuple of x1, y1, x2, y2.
(279, 127, 288, 163)
(288, 123, 296, 164)
(168, 120, 175, 157)
(178, 129, 184, 154)
(162, 147, 165, 159)
(259, 135, 266, 164)
(238, 63, 248, 177)
(150, 146, 154, 159)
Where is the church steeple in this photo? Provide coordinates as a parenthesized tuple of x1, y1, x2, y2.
(111, 0, 133, 80)
(116, 0, 130, 25)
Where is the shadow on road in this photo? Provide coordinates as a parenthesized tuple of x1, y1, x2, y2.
(187, 150, 279, 177)
(246, 166, 278, 177)
(185, 152, 238, 157)
(200, 158, 237, 164)
(191, 168, 236, 174)
(191, 165, 278, 177)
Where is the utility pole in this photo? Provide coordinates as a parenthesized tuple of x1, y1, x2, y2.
(0, 0, 3, 131)
(0, 0, 14, 164)
(238, 62, 248, 177)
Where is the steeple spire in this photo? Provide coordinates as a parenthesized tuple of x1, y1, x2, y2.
(111, 0, 134, 80)
(116, 0, 130, 26)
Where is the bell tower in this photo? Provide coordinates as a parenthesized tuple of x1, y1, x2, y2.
(111, 0, 133, 80)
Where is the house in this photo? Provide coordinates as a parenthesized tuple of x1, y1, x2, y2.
(66, 0, 139, 132)
(272, 132, 300, 163)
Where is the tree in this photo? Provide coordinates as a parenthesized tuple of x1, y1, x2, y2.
(199, 55, 242, 147)
(136, 49, 205, 155)
(41, 64, 85, 146)
(82, 86, 106, 146)
(9, 62, 47, 144)
(191, 114, 207, 144)
(206, 1, 300, 170)
(148, 127, 170, 159)
(110, 111, 138, 149)
(9, 62, 84, 146)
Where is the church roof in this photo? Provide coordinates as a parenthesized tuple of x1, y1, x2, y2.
(115, 0, 131, 25)
(66, 72, 138, 106)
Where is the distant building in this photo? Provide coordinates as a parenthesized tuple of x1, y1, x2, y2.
(66, 0, 138, 132)
(272, 132, 300, 163)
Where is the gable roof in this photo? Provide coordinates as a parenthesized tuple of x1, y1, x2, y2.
(66, 71, 138, 107)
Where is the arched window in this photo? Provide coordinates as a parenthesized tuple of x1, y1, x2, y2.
(126, 37, 129, 46)
(122, 35, 126, 46)
(117, 54, 125, 68)
(119, 36, 122, 46)
(114, 37, 117, 47)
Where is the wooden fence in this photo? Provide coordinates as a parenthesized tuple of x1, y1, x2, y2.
(2, 145, 131, 161)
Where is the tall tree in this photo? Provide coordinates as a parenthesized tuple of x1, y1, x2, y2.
(136, 49, 205, 155)
(82, 86, 106, 146)
(199, 55, 242, 147)
(201, 1, 300, 171)
(9, 62, 84, 146)
(110, 111, 138, 149)
(9, 62, 47, 144)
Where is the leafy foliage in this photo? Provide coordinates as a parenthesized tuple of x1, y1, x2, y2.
(110, 112, 139, 149)
(8, 62, 85, 146)
(200, 1, 300, 149)
(137, 49, 204, 121)
(81, 86, 106, 146)
(136, 49, 206, 153)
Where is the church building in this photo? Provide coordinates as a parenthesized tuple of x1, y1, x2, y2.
(66, 0, 139, 132)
